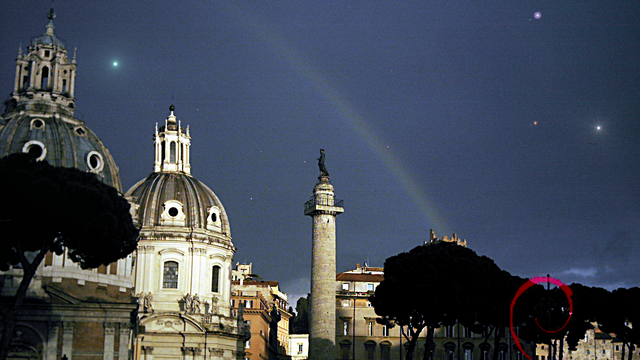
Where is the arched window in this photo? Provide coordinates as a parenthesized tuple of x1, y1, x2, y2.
(444, 342, 456, 360)
(163, 261, 179, 289)
(170, 142, 176, 163)
(212, 265, 221, 292)
(364, 341, 376, 360)
(41, 66, 49, 89)
(463, 343, 474, 360)
(161, 142, 166, 163)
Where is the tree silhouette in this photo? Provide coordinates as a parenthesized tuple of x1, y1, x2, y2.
(370, 241, 518, 360)
(0, 153, 139, 359)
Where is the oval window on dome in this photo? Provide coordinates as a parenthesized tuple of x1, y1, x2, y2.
(211, 212, 217, 222)
(22, 140, 47, 161)
(74, 127, 86, 136)
(168, 207, 179, 217)
(86, 151, 104, 173)
(30, 119, 45, 130)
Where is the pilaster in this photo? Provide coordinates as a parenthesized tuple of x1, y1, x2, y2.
(62, 321, 74, 359)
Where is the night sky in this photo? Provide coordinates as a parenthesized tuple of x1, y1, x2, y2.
(1, 1, 639, 303)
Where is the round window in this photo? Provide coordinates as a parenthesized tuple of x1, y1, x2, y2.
(75, 127, 86, 136)
(31, 119, 44, 129)
(86, 151, 104, 172)
(27, 144, 42, 158)
(211, 213, 217, 222)
(22, 140, 47, 161)
(168, 207, 179, 217)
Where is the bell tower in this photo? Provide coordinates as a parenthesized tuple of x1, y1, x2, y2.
(304, 149, 344, 360)
(11, 8, 77, 114)
(154, 104, 191, 174)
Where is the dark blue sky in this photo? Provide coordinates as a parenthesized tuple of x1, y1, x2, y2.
(2, 1, 639, 302)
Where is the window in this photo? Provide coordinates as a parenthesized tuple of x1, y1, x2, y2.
(298, 343, 303, 354)
(445, 325, 454, 337)
(342, 299, 351, 307)
(212, 265, 221, 292)
(364, 341, 376, 360)
(245, 340, 250, 348)
(368, 321, 374, 336)
(163, 261, 179, 288)
(342, 283, 350, 291)
(464, 326, 472, 338)
(245, 300, 253, 309)
(367, 283, 375, 291)
(339, 341, 351, 360)
(170, 141, 176, 163)
(41, 66, 49, 88)
(465, 348, 472, 360)
(586, 350, 590, 355)
(382, 325, 389, 337)
(231, 299, 235, 307)
(343, 321, 349, 336)
(616, 345, 620, 351)
(381, 344, 391, 360)
(444, 343, 456, 360)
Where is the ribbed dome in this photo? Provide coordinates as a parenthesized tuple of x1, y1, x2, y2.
(0, 111, 122, 191)
(125, 172, 231, 238)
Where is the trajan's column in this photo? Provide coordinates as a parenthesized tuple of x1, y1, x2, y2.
(304, 149, 344, 360)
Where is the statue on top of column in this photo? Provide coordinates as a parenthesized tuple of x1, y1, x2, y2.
(317, 149, 329, 177)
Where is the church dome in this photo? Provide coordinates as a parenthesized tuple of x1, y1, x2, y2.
(124, 105, 231, 241)
(125, 172, 230, 237)
(0, 112, 122, 191)
(0, 8, 120, 191)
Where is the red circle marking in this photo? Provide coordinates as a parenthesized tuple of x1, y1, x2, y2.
(509, 277, 573, 360)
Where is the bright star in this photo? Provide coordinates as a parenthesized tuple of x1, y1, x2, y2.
(596, 126, 601, 131)
(113, 62, 118, 67)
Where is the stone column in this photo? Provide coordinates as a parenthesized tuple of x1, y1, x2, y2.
(104, 323, 116, 360)
(46, 322, 59, 360)
(305, 175, 344, 360)
(62, 321, 74, 359)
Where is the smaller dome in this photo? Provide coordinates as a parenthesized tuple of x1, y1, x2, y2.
(126, 172, 231, 239)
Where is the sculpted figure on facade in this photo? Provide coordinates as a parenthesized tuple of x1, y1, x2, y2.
(142, 292, 153, 313)
(181, 293, 193, 313)
(192, 294, 201, 314)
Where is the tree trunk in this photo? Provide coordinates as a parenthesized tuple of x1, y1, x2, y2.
(0, 247, 48, 360)
(423, 326, 434, 360)
(492, 326, 502, 360)
(405, 325, 423, 360)
(622, 342, 626, 360)
(628, 344, 634, 360)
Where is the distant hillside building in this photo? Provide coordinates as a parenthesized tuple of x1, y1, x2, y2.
(231, 263, 292, 360)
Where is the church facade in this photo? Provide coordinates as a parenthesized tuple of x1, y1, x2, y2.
(0, 9, 249, 360)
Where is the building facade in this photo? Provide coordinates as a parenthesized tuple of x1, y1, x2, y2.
(231, 263, 292, 360)
(0, 9, 136, 360)
(126, 106, 249, 359)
